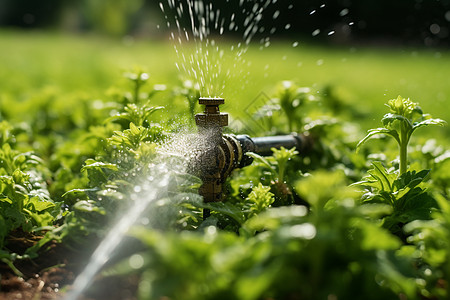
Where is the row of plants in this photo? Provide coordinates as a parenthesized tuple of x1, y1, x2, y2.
(0, 69, 449, 299)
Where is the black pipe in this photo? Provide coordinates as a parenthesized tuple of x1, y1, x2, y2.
(235, 134, 310, 168)
(252, 135, 305, 156)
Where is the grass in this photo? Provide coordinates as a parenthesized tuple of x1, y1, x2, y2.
(0, 29, 449, 134)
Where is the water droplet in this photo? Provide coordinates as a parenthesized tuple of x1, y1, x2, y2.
(320, 4, 326, 8)
(316, 59, 324, 66)
(288, 223, 316, 239)
(328, 30, 335, 36)
(273, 10, 280, 19)
(206, 226, 217, 235)
(349, 22, 354, 26)
(288, 4, 294, 9)
(312, 29, 320, 36)
(430, 23, 441, 35)
(310, 10, 316, 15)
(446, 11, 450, 22)
(292, 41, 299, 47)
(340, 8, 349, 17)
(285, 24, 291, 30)
(129, 254, 144, 269)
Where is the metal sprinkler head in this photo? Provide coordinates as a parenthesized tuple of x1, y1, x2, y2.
(194, 98, 232, 204)
(192, 97, 312, 216)
(195, 97, 228, 130)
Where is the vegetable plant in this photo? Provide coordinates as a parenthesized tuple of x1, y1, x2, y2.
(357, 96, 446, 174)
(355, 96, 446, 238)
(0, 67, 449, 300)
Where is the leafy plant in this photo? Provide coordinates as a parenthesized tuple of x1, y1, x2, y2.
(243, 183, 274, 218)
(1, 59, 449, 300)
(354, 96, 446, 239)
(358, 96, 446, 174)
(246, 146, 299, 205)
(272, 81, 315, 132)
(354, 162, 436, 236)
(108, 170, 417, 300)
(404, 193, 450, 299)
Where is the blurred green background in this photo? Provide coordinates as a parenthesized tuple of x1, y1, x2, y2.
(0, 0, 449, 134)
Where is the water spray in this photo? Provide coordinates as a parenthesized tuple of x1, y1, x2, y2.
(193, 97, 312, 204)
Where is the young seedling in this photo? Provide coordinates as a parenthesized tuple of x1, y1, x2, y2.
(357, 96, 446, 174)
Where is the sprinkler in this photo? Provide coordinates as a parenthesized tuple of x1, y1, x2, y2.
(194, 97, 312, 204)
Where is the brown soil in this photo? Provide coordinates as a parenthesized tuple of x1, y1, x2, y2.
(0, 230, 82, 300)
(0, 230, 139, 300)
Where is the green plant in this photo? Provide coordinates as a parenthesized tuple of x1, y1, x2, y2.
(0, 33, 449, 299)
(246, 146, 299, 205)
(354, 161, 436, 237)
(404, 193, 450, 299)
(358, 96, 446, 175)
(243, 183, 274, 218)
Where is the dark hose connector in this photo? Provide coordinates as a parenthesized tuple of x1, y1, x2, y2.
(234, 134, 311, 168)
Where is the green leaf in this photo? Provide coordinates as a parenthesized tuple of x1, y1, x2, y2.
(202, 202, 245, 225)
(356, 128, 399, 151)
(375, 250, 418, 298)
(370, 162, 395, 192)
(394, 169, 429, 192)
(355, 162, 396, 194)
(296, 170, 352, 211)
(62, 188, 99, 198)
(412, 118, 446, 131)
(271, 146, 298, 182)
(352, 219, 401, 250)
(246, 152, 274, 171)
(244, 183, 274, 217)
(129, 122, 140, 135)
(244, 206, 308, 233)
(382, 113, 411, 127)
(396, 188, 436, 222)
(24, 196, 55, 213)
(73, 200, 106, 215)
(81, 160, 119, 172)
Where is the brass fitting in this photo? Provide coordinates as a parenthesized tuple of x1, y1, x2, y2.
(195, 98, 228, 129)
(193, 97, 312, 205)
(194, 98, 241, 203)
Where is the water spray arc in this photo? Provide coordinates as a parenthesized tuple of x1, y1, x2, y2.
(193, 97, 312, 204)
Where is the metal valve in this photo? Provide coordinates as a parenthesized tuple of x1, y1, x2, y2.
(193, 97, 312, 206)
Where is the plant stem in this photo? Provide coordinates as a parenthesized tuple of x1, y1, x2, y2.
(399, 123, 409, 175)
(399, 141, 407, 175)
(133, 81, 140, 103)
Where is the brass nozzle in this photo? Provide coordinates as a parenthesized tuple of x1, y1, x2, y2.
(194, 98, 238, 203)
(195, 98, 228, 132)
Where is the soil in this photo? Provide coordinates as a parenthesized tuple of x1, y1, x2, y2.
(0, 230, 77, 300)
(0, 230, 139, 300)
